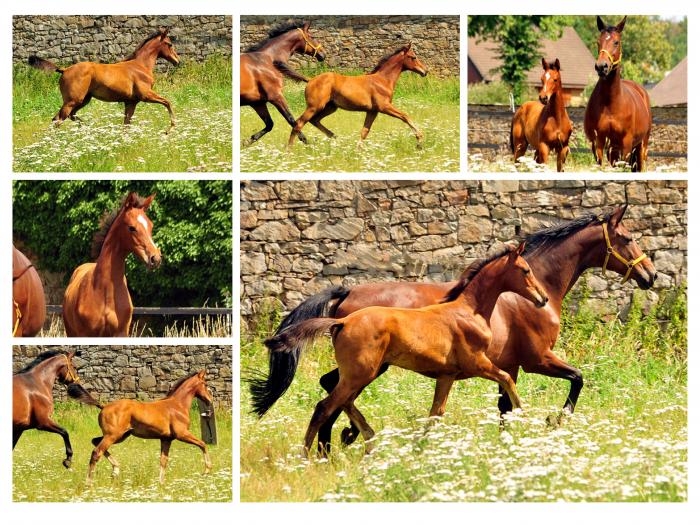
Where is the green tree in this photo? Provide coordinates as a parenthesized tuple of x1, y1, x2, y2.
(468, 16, 566, 102)
(13, 180, 232, 308)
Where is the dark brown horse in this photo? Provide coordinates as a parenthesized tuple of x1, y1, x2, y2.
(241, 21, 326, 145)
(29, 28, 180, 133)
(62, 192, 161, 337)
(511, 58, 572, 171)
(250, 206, 657, 452)
(84, 370, 213, 484)
(288, 43, 428, 148)
(263, 244, 549, 454)
(12, 245, 46, 336)
(13, 351, 82, 467)
(584, 17, 652, 172)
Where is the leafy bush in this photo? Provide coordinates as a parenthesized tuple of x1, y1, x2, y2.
(13, 180, 232, 307)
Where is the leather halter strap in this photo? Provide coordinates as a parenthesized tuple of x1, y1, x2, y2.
(598, 48, 622, 68)
(601, 221, 647, 284)
(297, 28, 323, 58)
(13, 263, 34, 282)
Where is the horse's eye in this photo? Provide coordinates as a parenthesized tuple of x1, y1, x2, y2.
(614, 41, 619, 46)
(522, 268, 530, 275)
(128, 226, 137, 233)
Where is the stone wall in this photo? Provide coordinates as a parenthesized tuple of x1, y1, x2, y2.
(13, 15, 232, 67)
(468, 104, 688, 159)
(240, 16, 459, 78)
(13, 345, 232, 407)
(240, 180, 687, 323)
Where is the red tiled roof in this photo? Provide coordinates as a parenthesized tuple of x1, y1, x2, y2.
(468, 27, 596, 89)
(648, 57, 687, 107)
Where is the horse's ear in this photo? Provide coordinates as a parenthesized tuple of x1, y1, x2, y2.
(616, 16, 627, 33)
(516, 242, 526, 256)
(542, 57, 548, 70)
(142, 194, 156, 210)
(553, 58, 561, 71)
(198, 369, 206, 379)
(303, 21, 310, 31)
(609, 204, 628, 228)
(406, 42, 412, 51)
(124, 192, 138, 209)
(597, 16, 606, 32)
(160, 28, 169, 39)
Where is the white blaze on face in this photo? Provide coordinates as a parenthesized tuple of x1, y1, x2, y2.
(605, 34, 611, 41)
(137, 213, 158, 252)
(545, 72, 550, 81)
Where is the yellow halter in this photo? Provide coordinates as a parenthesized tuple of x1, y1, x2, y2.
(598, 48, 622, 68)
(13, 300, 22, 336)
(63, 354, 80, 383)
(601, 221, 647, 283)
(297, 28, 323, 58)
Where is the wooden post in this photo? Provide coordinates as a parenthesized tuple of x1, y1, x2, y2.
(198, 398, 217, 445)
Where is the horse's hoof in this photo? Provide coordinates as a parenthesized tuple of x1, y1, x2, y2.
(112, 468, 120, 478)
(63, 458, 72, 469)
(545, 413, 562, 427)
(340, 427, 359, 446)
(416, 142, 424, 150)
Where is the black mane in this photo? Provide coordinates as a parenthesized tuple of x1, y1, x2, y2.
(522, 210, 613, 256)
(370, 46, 407, 73)
(15, 350, 65, 375)
(91, 193, 148, 260)
(442, 246, 513, 303)
(124, 30, 165, 60)
(245, 21, 306, 52)
(166, 371, 198, 397)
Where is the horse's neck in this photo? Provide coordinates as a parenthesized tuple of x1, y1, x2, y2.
(30, 358, 62, 393)
(374, 56, 404, 91)
(526, 226, 601, 308)
(132, 41, 160, 70)
(459, 266, 504, 322)
(547, 89, 567, 123)
(258, 34, 297, 63)
(597, 69, 623, 104)
(169, 382, 197, 410)
(93, 234, 128, 289)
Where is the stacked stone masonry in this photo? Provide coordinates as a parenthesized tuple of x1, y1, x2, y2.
(240, 180, 687, 323)
(13, 16, 232, 70)
(14, 345, 233, 407)
(240, 16, 460, 78)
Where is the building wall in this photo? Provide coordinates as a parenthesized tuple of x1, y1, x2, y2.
(13, 345, 233, 407)
(240, 180, 687, 324)
(240, 15, 460, 78)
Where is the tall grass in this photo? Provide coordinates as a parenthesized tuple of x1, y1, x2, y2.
(13, 403, 232, 502)
(13, 56, 232, 172)
(240, 72, 459, 172)
(240, 287, 687, 502)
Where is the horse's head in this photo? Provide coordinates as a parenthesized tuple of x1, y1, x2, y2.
(193, 370, 214, 405)
(599, 205, 657, 289)
(58, 352, 81, 385)
(156, 28, 180, 66)
(539, 58, 562, 105)
(595, 16, 626, 78)
(295, 22, 325, 62)
(119, 192, 162, 270)
(504, 242, 549, 308)
(401, 43, 428, 77)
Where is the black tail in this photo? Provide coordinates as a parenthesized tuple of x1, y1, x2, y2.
(249, 314, 343, 418)
(28, 55, 64, 74)
(276, 286, 350, 334)
(273, 60, 308, 82)
(66, 383, 103, 409)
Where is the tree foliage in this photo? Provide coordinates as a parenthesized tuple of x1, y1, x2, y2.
(13, 180, 232, 307)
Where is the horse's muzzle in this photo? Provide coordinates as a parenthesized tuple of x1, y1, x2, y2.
(316, 52, 326, 62)
(595, 62, 610, 78)
(146, 253, 162, 270)
(539, 95, 549, 105)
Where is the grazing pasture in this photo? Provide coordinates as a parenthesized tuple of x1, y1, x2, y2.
(240, 72, 459, 172)
(240, 288, 686, 502)
(13, 56, 232, 173)
(13, 403, 232, 502)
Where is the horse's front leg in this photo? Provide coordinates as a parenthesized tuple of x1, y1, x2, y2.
(556, 144, 569, 172)
(176, 430, 212, 474)
(359, 111, 378, 143)
(159, 439, 172, 484)
(379, 104, 424, 147)
(429, 376, 455, 419)
(268, 95, 308, 145)
(288, 107, 316, 148)
(142, 90, 176, 134)
(246, 102, 274, 145)
(124, 102, 137, 125)
(37, 418, 73, 468)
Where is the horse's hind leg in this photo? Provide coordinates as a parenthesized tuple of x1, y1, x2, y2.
(246, 102, 274, 144)
(142, 90, 176, 133)
(69, 95, 92, 124)
(310, 103, 338, 138)
(87, 434, 118, 485)
(471, 352, 523, 410)
(159, 439, 173, 484)
(175, 430, 211, 475)
(267, 96, 308, 145)
(288, 106, 317, 147)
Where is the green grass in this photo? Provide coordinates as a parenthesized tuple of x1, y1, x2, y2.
(13, 56, 232, 172)
(13, 402, 232, 502)
(240, 287, 687, 502)
(240, 71, 460, 172)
